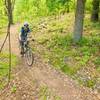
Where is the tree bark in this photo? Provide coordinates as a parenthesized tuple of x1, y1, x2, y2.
(5, 0, 15, 24)
(9, 8, 13, 24)
(73, 0, 86, 42)
(6, 0, 12, 82)
(91, 0, 100, 22)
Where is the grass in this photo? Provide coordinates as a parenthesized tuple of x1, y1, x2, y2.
(94, 57, 100, 71)
(0, 53, 18, 90)
(0, 29, 5, 37)
(0, 15, 7, 28)
(43, 34, 99, 89)
(32, 13, 100, 90)
(11, 85, 17, 93)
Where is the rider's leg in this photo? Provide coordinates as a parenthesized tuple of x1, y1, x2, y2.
(19, 38, 24, 55)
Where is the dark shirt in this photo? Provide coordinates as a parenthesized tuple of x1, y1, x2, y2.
(20, 27, 30, 38)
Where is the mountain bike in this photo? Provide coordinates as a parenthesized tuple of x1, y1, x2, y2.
(19, 37, 34, 66)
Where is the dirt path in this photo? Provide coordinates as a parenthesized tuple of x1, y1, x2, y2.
(0, 24, 100, 100)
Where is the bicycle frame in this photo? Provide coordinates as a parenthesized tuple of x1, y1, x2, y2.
(19, 38, 34, 66)
(21, 40, 29, 54)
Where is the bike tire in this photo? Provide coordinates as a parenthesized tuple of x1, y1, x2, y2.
(25, 48, 34, 66)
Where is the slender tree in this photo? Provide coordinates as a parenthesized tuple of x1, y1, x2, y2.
(4, 0, 15, 24)
(73, 0, 86, 42)
(91, 0, 100, 22)
(5, 0, 12, 82)
(0, 0, 15, 82)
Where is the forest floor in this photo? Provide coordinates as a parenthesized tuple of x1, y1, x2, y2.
(0, 15, 100, 100)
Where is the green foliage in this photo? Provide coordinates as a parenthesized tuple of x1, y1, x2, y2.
(0, 29, 5, 36)
(46, 0, 72, 15)
(0, 53, 18, 90)
(42, 33, 99, 89)
(0, 0, 7, 27)
(34, 17, 100, 89)
(0, 0, 95, 24)
(14, 0, 48, 22)
(14, 0, 77, 22)
(77, 78, 96, 88)
(61, 64, 77, 75)
(76, 37, 91, 46)
(86, 79, 96, 88)
(85, 0, 92, 13)
(47, 34, 72, 49)
(94, 57, 100, 71)
(11, 85, 17, 93)
(0, 0, 99, 91)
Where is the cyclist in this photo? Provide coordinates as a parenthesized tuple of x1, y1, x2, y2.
(19, 22, 31, 55)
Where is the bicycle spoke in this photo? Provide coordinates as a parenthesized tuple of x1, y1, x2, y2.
(25, 49, 34, 66)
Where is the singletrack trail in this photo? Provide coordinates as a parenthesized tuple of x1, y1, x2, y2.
(0, 24, 99, 100)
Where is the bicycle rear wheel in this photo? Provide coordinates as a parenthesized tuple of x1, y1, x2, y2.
(25, 48, 34, 66)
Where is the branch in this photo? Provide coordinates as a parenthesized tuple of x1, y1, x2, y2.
(11, 0, 16, 11)
(0, 32, 9, 53)
(4, 0, 8, 9)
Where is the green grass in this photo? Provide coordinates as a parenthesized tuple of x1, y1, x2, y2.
(11, 85, 17, 93)
(0, 29, 5, 37)
(0, 15, 7, 28)
(42, 34, 100, 88)
(94, 57, 100, 72)
(45, 34, 98, 63)
(0, 53, 18, 90)
(32, 13, 100, 89)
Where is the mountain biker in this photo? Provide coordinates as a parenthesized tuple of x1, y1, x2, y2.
(19, 22, 31, 54)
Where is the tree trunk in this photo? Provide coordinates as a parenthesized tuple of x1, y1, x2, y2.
(9, 8, 13, 24)
(5, 0, 14, 24)
(91, 0, 100, 22)
(9, 0, 13, 24)
(67, 3, 70, 13)
(7, 0, 12, 81)
(73, 0, 86, 42)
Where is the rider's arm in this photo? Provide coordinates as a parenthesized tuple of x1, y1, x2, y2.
(21, 27, 24, 34)
(27, 27, 30, 33)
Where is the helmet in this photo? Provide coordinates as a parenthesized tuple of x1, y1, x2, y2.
(24, 22, 29, 27)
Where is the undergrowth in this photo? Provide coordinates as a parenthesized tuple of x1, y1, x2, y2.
(0, 53, 18, 90)
(32, 14, 100, 90)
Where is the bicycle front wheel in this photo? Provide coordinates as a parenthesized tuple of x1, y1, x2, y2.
(25, 49, 34, 66)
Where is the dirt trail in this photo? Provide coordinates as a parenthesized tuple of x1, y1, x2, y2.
(0, 24, 99, 100)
